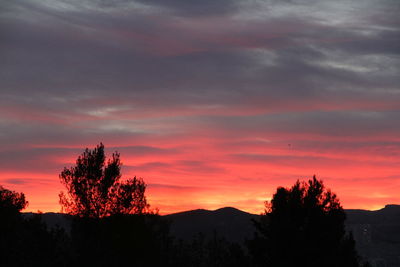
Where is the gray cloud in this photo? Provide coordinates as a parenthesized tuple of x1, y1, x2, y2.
(148, 183, 200, 190)
(180, 110, 400, 140)
(128, 160, 226, 175)
(111, 145, 179, 155)
(2, 178, 30, 185)
(134, 0, 241, 17)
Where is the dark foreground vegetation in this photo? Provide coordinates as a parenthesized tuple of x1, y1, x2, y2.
(0, 144, 380, 266)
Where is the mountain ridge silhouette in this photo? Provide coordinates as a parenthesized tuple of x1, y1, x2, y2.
(23, 204, 400, 266)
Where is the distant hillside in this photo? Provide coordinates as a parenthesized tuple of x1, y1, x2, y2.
(23, 212, 72, 233)
(165, 205, 400, 267)
(22, 205, 400, 266)
(346, 205, 400, 267)
(164, 207, 259, 243)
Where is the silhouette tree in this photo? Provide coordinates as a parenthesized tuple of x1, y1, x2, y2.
(58, 144, 173, 266)
(249, 176, 361, 267)
(0, 185, 28, 245)
(0, 185, 69, 267)
(59, 143, 149, 218)
(0, 185, 27, 215)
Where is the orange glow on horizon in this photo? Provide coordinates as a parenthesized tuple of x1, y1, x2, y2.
(2, 137, 398, 215)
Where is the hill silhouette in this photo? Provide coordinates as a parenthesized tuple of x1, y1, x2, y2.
(23, 205, 400, 267)
(346, 205, 400, 267)
(165, 207, 258, 243)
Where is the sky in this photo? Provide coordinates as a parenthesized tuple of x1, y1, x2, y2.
(0, 0, 399, 214)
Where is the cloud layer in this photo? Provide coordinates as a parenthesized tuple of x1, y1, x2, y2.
(1, 0, 399, 213)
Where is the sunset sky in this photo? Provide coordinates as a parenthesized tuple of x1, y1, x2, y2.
(1, 0, 399, 214)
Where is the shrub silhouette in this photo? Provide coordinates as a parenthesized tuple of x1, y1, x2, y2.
(59, 143, 149, 218)
(248, 176, 361, 267)
(0, 185, 69, 267)
(0, 185, 27, 215)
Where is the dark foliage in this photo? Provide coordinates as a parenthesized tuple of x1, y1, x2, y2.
(169, 232, 252, 267)
(248, 176, 361, 267)
(68, 214, 171, 267)
(0, 185, 27, 215)
(0, 185, 69, 267)
(59, 143, 149, 218)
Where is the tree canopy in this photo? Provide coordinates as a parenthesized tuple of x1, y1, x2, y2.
(59, 143, 149, 218)
(0, 185, 27, 215)
(0, 185, 68, 267)
(249, 176, 360, 267)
